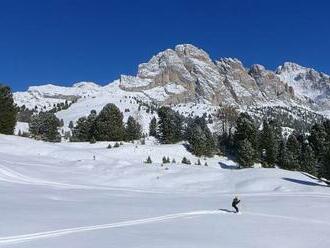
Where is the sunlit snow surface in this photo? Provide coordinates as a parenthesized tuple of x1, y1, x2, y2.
(0, 135, 329, 248)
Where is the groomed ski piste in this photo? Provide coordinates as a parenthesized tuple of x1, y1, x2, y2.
(0, 134, 329, 248)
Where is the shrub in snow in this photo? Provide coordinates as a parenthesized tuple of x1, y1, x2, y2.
(145, 156, 152, 164)
(114, 142, 120, 148)
(162, 156, 167, 164)
(89, 136, 96, 144)
(172, 158, 176, 164)
(182, 157, 191, 165)
(162, 156, 170, 164)
(107, 144, 112, 149)
(195, 159, 201, 165)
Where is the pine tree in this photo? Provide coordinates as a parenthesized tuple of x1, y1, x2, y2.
(237, 139, 255, 168)
(234, 113, 257, 165)
(68, 121, 74, 129)
(259, 120, 278, 167)
(308, 123, 327, 162)
(29, 112, 61, 142)
(0, 85, 17, 134)
(278, 139, 290, 169)
(125, 116, 142, 141)
(95, 103, 124, 141)
(300, 142, 316, 175)
(182, 157, 191, 165)
(320, 148, 330, 180)
(89, 136, 96, 144)
(186, 117, 215, 157)
(157, 106, 183, 144)
(162, 156, 167, 164)
(71, 110, 98, 142)
(145, 156, 152, 164)
(149, 117, 157, 137)
(286, 133, 300, 170)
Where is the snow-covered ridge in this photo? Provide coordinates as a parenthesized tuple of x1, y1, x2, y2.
(276, 62, 330, 108)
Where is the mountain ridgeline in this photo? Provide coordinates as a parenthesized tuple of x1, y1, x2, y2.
(14, 44, 330, 118)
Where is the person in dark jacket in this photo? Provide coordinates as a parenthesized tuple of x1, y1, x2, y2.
(232, 196, 240, 213)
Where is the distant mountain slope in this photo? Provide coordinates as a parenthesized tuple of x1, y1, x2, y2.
(13, 44, 330, 129)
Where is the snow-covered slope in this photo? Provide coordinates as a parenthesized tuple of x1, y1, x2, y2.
(14, 82, 101, 111)
(0, 134, 329, 248)
(276, 62, 330, 109)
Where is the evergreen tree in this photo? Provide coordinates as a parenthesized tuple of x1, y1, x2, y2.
(89, 136, 96, 144)
(71, 117, 90, 142)
(259, 120, 278, 167)
(285, 133, 300, 170)
(0, 85, 17, 134)
(149, 117, 157, 137)
(237, 139, 255, 168)
(145, 156, 152, 164)
(125, 116, 142, 141)
(70, 111, 96, 142)
(181, 157, 191, 165)
(186, 117, 215, 157)
(162, 156, 168, 164)
(234, 113, 257, 164)
(308, 123, 327, 162)
(320, 148, 330, 180)
(95, 103, 124, 141)
(29, 112, 61, 142)
(157, 106, 183, 144)
(300, 142, 316, 175)
(68, 121, 74, 129)
(278, 139, 290, 169)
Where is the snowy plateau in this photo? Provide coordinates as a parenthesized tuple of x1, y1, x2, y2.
(2, 44, 330, 247)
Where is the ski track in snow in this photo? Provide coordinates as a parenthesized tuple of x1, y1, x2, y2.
(0, 210, 329, 245)
(0, 211, 220, 245)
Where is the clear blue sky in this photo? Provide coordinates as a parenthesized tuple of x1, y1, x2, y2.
(1, 0, 329, 91)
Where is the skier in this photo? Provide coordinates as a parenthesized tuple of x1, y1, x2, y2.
(232, 196, 240, 213)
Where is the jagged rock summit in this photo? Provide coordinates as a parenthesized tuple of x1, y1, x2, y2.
(119, 44, 301, 107)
